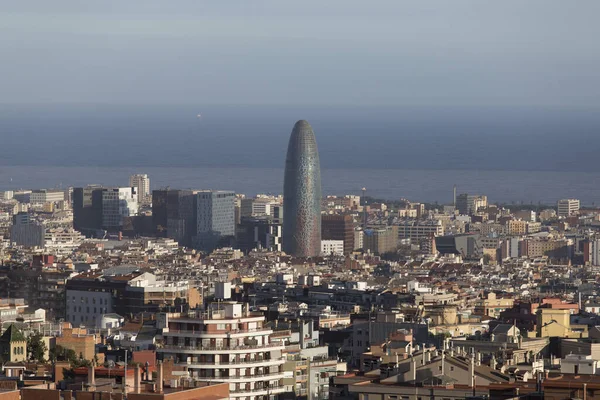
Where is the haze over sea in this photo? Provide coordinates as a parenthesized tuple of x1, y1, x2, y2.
(1, 104, 599, 205)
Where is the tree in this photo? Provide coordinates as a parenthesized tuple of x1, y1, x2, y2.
(50, 345, 77, 363)
(482, 254, 493, 265)
(27, 332, 47, 363)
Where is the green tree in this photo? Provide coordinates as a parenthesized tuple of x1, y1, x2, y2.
(27, 332, 47, 363)
(50, 345, 78, 363)
(482, 253, 493, 265)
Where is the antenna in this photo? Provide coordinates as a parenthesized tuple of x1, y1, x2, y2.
(453, 185, 457, 207)
(362, 187, 367, 229)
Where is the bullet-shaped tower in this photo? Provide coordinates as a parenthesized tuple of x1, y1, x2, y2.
(283, 120, 322, 257)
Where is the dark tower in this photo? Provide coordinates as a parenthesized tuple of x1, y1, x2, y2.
(283, 120, 322, 257)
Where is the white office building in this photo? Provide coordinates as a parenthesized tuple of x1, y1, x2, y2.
(30, 189, 66, 205)
(557, 198, 580, 218)
(129, 174, 150, 204)
(101, 187, 139, 229)
(321, 240, 344, 255)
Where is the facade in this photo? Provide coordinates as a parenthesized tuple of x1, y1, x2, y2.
(74, 186, 138, 233)
(73, 186, 104, 233)
(321, 240, 344, 255)
(397, 220, 444, 243)
(586, 239, 600, 266)
(521, 238, 571, 259)
(157, 302, 286, 399)
(283, 120, 322, 258)
(456, 193, 488, 215)
(363, 226, 398, 254)
(240, 198, 281, 219)
(0, 264, 69, 320)
(66, 270, 199, 328)
(101, 187, 139, 230)
(30, 189, 66, 205)
(13, 190, 32, 203)
(558, 198, 580, 217)
(56, 324, 96, 361)
(194, 190, 235, 251)
(0, 325, 27, 363)
(129, 174, 150, 204)
(321, 215, 355, 255)
(236, 216, 282, 253)
(43, 228, 86, 255)
(152, 189, 196, 246)
(9, 212, 44, 248)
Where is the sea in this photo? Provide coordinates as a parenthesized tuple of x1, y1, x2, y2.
(1, 103, 599, 205)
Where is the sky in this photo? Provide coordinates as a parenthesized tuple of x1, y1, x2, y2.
(1, 1, 600, 107)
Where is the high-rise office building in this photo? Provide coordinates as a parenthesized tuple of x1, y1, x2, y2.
(236, 216, 282, 253)
(129, 174, 150, 204)
(73, 186, 104, 233)
(10, 212, 44, 248)
(101, 187, 138, 230)
(73, 186, 138, 234)
(456, 193, 488, 215)
(557, 198, 580, 218)
(194, 190, 235, 251)
(321, 214, 355, 255)
(283, 120, 322, 257)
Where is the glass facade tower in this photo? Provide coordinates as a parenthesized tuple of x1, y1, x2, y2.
(283, 120, 322, 257)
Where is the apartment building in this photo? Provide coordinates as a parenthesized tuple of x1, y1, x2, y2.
(156, 302, 286, 399)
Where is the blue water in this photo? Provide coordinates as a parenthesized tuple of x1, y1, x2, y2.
(1, 104, 599, 204)
(0, 165, 599, 205)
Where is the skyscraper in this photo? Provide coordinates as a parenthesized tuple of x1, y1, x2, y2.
(283, 120, 322, 257)
(193, 190, 235, 251)
(129, 174, 150, 203)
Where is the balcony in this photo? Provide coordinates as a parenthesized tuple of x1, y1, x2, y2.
(157, 342, 285, 354)
(230, 385, 287, 397)
(163, 327, 272, 338)
(177, 357, 285, 369)
(193, 371, 286, 383)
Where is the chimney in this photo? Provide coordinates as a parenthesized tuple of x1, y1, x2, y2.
(87, 365, 95, 390)
(441, 350, 445, 375)
(134, 365, 141, 394)
(470, 352, 475, 388)
(157, 361, 164, 393)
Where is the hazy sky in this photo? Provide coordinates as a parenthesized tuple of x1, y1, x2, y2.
(2, 1, 599, 107)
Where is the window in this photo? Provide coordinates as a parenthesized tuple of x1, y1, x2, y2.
(450, 366, 454, 371)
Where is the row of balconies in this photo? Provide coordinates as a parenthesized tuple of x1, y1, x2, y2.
(164, 327, 270, 336)
(158, 342, 283, 352)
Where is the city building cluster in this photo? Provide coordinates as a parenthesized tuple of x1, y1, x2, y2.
(0, 121, 599, 399)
